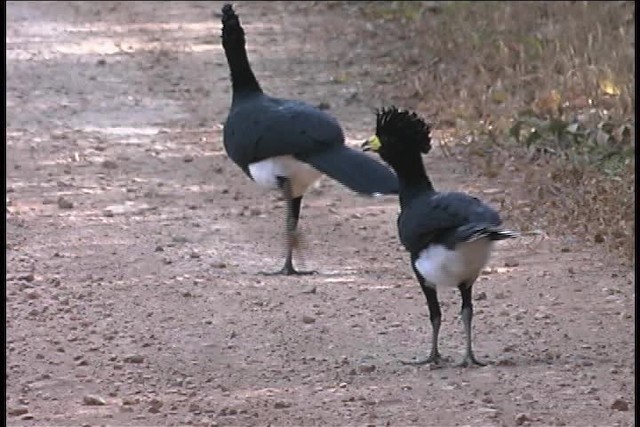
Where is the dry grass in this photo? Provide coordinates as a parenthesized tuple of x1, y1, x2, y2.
(324, 1, 635, 263)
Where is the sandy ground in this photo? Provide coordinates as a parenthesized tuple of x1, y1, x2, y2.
(5, 1, 635, 426)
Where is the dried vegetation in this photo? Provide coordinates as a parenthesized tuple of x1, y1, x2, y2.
(324, 1, 635, 263)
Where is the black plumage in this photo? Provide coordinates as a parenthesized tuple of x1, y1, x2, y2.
(220, 4, 398, 275)
(363, 106, 518, 366)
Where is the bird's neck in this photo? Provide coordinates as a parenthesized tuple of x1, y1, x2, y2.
(394, 155, 435, 208)
(223, 42, 262, 97)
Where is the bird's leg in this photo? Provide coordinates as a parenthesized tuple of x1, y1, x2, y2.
(457, 283, 486, 367)
(401, 265, 443, 365)
(261, 177, 315, 276)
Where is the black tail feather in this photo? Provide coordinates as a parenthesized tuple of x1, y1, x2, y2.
(297, 145, 399, 196)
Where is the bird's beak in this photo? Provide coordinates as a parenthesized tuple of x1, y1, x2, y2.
(361, 136, 381, 152)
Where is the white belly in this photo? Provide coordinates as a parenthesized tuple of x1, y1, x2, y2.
(248, 155, 322, 198)
(414, 238, 494, 289)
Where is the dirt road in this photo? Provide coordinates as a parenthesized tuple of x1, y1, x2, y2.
(6, 2, 634, 426)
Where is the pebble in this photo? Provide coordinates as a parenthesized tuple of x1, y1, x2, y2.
(358, 364, 376, 373)
(494, 291, 507, 299)
(148, 398, 163, 413)
(83, 394, 107, 406)
(24, 289, 40, 300)
(7, 406, 29, 416)
(504, 259, 519, 267)
(474, 291, 487, 301)
(103, 202, 154, 217)
(515, 412, 531, 425)
(123, 354, 144, 364)
(122, 397, 139, 405)
(274, 400, 291, 409)
(302, 315, 316, 324)
(57, 196, 74, 209)
(610, 398, 629, 411)
(102, 160, 118, 169)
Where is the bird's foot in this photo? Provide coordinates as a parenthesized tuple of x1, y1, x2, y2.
(259, 265, 317, 276)
(456, 353, 487, 368)
(400, 352, 443, 366)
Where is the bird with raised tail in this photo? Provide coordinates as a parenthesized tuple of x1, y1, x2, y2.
(220, 3, 398, 275)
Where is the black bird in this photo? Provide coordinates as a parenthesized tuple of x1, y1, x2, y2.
(220, 4, 398, 275)
(362, 107, 518, 366)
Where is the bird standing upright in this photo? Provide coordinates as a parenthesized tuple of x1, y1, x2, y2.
(220, 4, 398, 275)
(362, 107, 518, 366)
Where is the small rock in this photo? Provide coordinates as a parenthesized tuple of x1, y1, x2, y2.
(20, 413, 34, 420)
(188, 402, 200, 412)
(83, 394, 107, 406)
(302, 315, 316, 324)
(8, 406, 29, 416)
(24, 289, 40, 300)
(358, 364, 376, 373)
(148, 398, 163, 413)
(474, 291, 487, 301)
(515, 412, 531, 425)
(103, 202, 154, 217)
(274, 401, 291, 409)
(96, 58, 107, 66)
(189, 250, 201, 259)
(123, 354, 144, 364)
(534, 311, 549, 320)
(57, 196, 74, 209)
(183, 155, 194, 163)
(102, 160, 118, 169)
(505, 259, 519, 267)
(122, 397, 139, 406)
(611, 398, 629, 411)
(482, 188, 502, 195)
(594, 233, 605, 243)
(302, 286, 316, 294)
(496, 358, 516, 366)
(316, 102, 331, 110)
